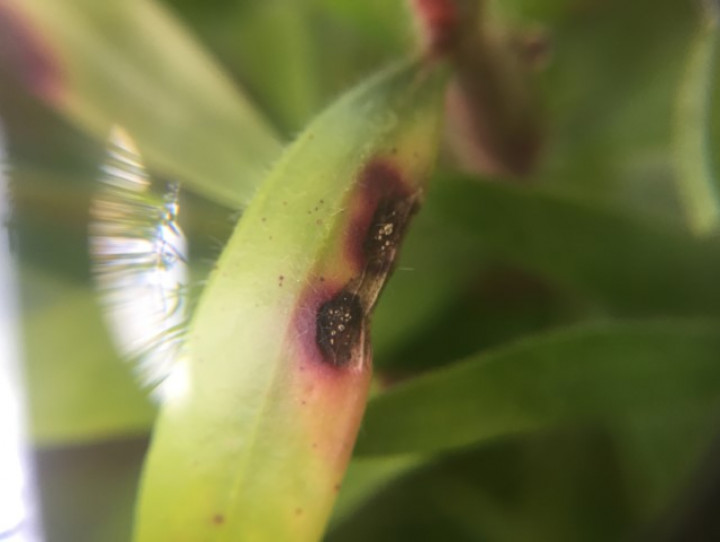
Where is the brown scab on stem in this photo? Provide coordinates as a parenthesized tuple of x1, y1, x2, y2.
(212, 514, 225, 525)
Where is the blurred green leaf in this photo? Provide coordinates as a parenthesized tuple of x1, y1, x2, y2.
(612, 404, 719, 519)
(333, 431, 634, 542)
(225, 1, 320, 134)
(432, 176, 720, 316)
(1, 0, 281, 207)
(531, 0, 694, 218)
(373, 178, 593, 372)
(164, 0, 410, 135)
(36, 438, 147, 542)
(22, 268, 155, 445)
(330, 455, 420, 528)
(371, 184, 487, 360)
(7, 150, 158, 445)
(675, 1, 720, 234)
(356, 320, 720, 456)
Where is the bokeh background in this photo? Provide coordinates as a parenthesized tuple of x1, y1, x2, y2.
(1, 0, 720, 540)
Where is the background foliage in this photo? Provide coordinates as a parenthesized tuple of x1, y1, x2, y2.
(1, 0, 720, 540)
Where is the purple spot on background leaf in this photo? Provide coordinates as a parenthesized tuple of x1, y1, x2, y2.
(0, 4, 63, 102)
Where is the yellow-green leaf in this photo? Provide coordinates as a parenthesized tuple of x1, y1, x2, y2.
(135, 60, 447, 541)
(0, 0, 280, 207)
(356, 320, 720, 456)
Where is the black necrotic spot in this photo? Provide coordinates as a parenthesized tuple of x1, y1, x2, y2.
(316, 290, 364, 367)
(363, 197, 416, 274)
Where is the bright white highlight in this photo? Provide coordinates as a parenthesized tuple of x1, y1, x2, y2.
(0, 122, 43, 541)
(90, 128, 189, 398)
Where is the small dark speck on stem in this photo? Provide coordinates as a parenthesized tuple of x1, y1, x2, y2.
(212, 514, 225, 525)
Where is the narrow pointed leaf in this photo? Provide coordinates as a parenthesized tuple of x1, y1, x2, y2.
(355, 320, 720, 456)
(0, 0, 280, 207)
(432, 176, 720, 316)
(135, 60, 446, 541)
(675, 1, 720, 234)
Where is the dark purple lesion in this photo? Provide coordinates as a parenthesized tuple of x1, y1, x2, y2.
(292, 158, 424, 371)
(362, 196, 419, 276)
(315, 289, 364, 367)
(314, 159, 421, 368)
(345, 160, 419, 272)
(0, 4, 63, 102)
(291, 277, 353, 369)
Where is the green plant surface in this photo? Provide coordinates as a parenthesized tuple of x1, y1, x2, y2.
(1, 0, 720, 540)
(431, 175, 720, 316)
(356, 320, 720, 456)
(6, 125, 158, 445)
(675, 0, 720, 234)
(35, 439, 148, 542)
(165, 0, 410, 135)
(518, 0, 694, 220)
(1, 0, 280, 207)
(331, 430, 637, 542)
(329, 455, 421, 528)
(21, 267, 156, 444)
(134, 59, 446, 541)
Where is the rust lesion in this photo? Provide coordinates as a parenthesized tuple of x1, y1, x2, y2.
(311, 158, 422, 369)
(316, 290, 364, 367)
(363, 196, 419, 276)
